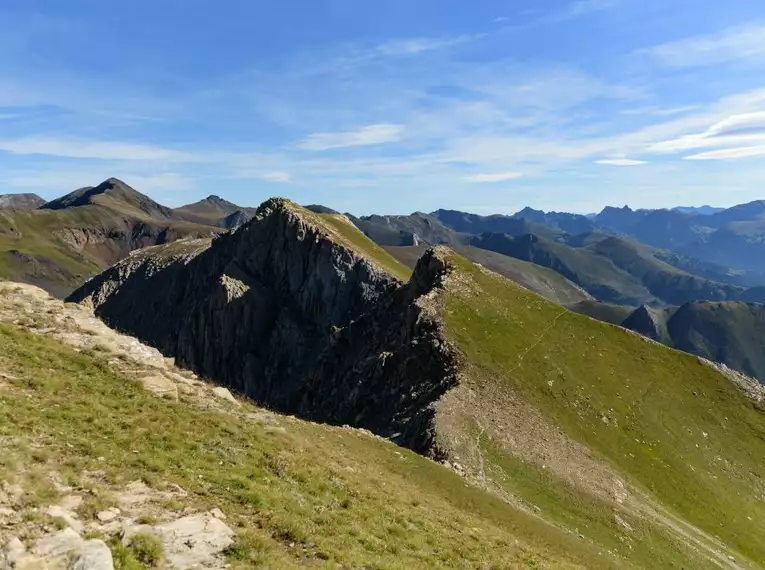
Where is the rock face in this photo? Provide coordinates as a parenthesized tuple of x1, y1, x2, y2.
(621, 304, 672, 344)
(0, 193, 45, 210)
(69, 199, 460, 455)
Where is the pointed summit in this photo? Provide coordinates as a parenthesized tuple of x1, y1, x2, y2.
(41, 178, 175, 219)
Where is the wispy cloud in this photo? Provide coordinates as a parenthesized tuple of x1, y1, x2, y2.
(463, 171, 523, 183)
(685, 145, 765, 161)
(298, 124, 403, 151)
(645, 24, 765, 67)
(374, 36, 472, 56)
(595, 158, 647, 166)
(0, 137, 192, 161)
(259, 171, 292, 183)
(649, 112, 765, 153)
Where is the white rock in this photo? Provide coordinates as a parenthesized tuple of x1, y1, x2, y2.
(153, 512, 235, 570)
(47, 505, 84, 533)
(139, 375, 179, 401)
(209, 508, 226, 520)
(211, 386, 239, 406)
(33, 527, 84, 559)
(69, 539, 114, 570)
(59, 495, 84, 511)
(96, 510, 117, 523)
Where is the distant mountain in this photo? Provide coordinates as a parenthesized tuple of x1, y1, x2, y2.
(0, 193, 45, 210)
(621, 301, 765, 384)
(0, 178, 218, 297)
(470, 231, 765, 306)
(173, 194, 258, 226)
(430, 209, 568, 241)
(43, 178, 176, 220)
(512, 206, 598, 235)
(383, 244, 591, 305)
(594, 202, 765, 274)
(672, 205, 724, 216)
(349, 212, 467, 247)
(219, 210, 253, 229)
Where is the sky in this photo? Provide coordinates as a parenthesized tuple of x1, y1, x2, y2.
(2, 0, 765, 214)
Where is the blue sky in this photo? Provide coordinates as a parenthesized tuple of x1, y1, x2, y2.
(2, 0, 765, 214)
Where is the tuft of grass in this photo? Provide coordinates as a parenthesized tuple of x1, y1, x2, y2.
(129, 533, 164, 566)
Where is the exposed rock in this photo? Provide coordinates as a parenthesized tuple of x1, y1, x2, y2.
(152, 513, 234, 570)
(95, 509, 120, 523)
(46, 505, 83, 533)
(69, 540, 114, 570)
(210, 387, 238, 406)
(139, 375, 179, 401)
(69, 200, 461, 455)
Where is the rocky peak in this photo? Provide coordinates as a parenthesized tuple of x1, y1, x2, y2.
(68, 200, 460, 455)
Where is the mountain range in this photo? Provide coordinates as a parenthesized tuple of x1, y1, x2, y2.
(3, 178, 765, 387)
(3, 180, 765, 567)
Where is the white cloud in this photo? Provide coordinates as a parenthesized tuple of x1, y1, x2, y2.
(463, 171, 523, 183)
(685, 145, 765, 161)
(649, 112, 765, 153)
(595, 158, 647, 166)
(375, 36, 471, 56)
(298, 124, 403, 151)
(645, 24, 765, 67)
(259, 171, 292, 183)
(0, 137, 192, 161)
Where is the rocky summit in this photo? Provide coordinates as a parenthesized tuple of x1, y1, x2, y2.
(70, 198, 458, 455)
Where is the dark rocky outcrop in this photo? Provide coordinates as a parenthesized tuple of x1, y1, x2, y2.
(69, 199, 461, 455)
(621, 304, 672, 344)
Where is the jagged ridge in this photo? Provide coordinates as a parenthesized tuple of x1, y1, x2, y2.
(69, 199, 460, 454)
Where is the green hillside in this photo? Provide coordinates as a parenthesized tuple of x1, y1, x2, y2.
(0, 179, 217, 297)
(0, 289, 613, 569)
(436, 251, 765, 567)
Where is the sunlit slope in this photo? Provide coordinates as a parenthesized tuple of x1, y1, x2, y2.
(436, 251, 765, 567)
(0, 309, 612, 569)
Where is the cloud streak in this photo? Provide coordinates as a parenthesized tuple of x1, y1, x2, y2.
(685, 145, 765, 161)
(649, 112, 765, 153)
(645, 24, 765, 67)
(298, 124, 403, 151)
(595, 158, 647, 166)
(0, 137, 192, 161)
(463, 171, 523, 183)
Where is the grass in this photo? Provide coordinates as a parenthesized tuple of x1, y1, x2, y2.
(0, 322, 614, 569)
(439, 252, 765, 566)
(312, 211, 412, 281)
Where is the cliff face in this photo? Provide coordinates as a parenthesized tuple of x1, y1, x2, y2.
(69, 199, 460, 454)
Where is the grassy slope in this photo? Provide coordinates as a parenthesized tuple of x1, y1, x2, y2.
(440, 253, 765, 566)
(566, 300, 636, 325)
(312, 211, 412, 281)
(0, 200, 213, 297)
(0, 322, 616, 569)
(384, 244, 591, 305)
